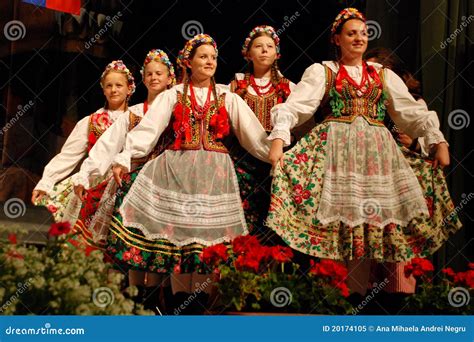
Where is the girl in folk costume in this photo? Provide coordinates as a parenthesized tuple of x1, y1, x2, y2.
(72, 49, 176, 246)
(266, 8, 462, 295)
(362, 47, 462, 297)
(31, 60, 135, 227)
(71, 49, 176, 312)
(228, 25, 294, 240)
(106, 34, 270, 311)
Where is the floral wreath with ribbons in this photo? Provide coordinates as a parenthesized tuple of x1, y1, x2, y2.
(140, 49, 176, 87)
(241, 25, 281, 60)
(100, 60, 136, 95)
(330, 8, 366, 42)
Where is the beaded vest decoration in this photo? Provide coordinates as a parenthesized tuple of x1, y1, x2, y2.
(320, 64, 387, 126)
(169, 92, 230, 153)
(230, 78, 291, 132)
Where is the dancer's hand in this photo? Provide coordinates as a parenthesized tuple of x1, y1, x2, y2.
(269, 139, 284, 170)
(397, 133, 413, 148)
(74, 185, 86, 202)
(432, 142, 450, 168)
(31, 190, 46, 204)
(113, 165, 127, 186)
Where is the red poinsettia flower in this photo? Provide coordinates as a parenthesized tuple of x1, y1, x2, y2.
(309, 259, 350, 297)
(454, 270, 474, 288)
(8, 233, 17, 245)
(270, 245, 294, 263)
(201, 244, 229, 266)
(232, 235, 261, 255)
(234, 253, 261, 273)
(310, 259, 348, 280)
(334, 281, 350, 297)
(442, 267, 456, 278)
(404, 258, 434, 278)
(48, 222, 71, 237)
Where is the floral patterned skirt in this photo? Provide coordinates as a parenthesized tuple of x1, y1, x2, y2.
(228, 136, 274, 239)
(35, 176, 82, 225)
(72, 177, 116, 249)
(105, 165, 211, 274)
(266, 120, 462, 262)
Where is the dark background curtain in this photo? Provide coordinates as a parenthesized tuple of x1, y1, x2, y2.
(1, 0, 472, 268)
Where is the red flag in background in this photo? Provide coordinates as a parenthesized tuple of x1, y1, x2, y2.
(22, 0, 81, 15)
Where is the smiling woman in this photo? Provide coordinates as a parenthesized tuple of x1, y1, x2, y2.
(72, 35, 272, 283)
(265, 7, 462, 295)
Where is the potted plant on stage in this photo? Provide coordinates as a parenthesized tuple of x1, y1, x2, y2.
(403, 257, 473, 314)
(200, 235, 352, 314)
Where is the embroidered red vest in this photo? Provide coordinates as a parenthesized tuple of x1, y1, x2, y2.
(230, 78, 291, 132)
(87, 111, 114, 153)
(320, 65, 387, 127)
(168, 92, 230, 153)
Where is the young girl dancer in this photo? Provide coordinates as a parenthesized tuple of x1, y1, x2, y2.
(32, 60, 135, 226)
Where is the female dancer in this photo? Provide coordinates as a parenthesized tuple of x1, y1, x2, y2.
(266, 8, 461, 294)
(31, 60, 135, 226)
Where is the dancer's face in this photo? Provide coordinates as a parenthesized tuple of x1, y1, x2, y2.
(189, 44, 217, 80)
(247, 35, 277, 70)
(143, 61, 172, 95)
(334, 19, 368, 58)
(102, 71, 131, 110)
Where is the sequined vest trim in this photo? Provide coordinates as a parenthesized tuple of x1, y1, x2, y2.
(320, 65, 387, 127)
(168, 92, 230, 153)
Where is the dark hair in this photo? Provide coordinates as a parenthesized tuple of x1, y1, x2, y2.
(365, 47, 422, 99)
(182, 42, 219, 110)
(332, 17, 366, 59)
